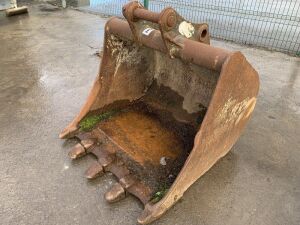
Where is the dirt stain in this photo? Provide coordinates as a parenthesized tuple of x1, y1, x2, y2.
(99, 109, 182, 166)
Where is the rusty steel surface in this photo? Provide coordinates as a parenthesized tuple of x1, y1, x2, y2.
(59, 1, 259, 224)
(122, 1, 210, 58)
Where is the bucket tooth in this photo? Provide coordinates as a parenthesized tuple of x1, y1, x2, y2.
(98, 155, 114, 170)
(68, 143, 86, 159)
(76, 133, 96, 151)
(105, 182, 126, 203)
(126, 182, 152, 205)
(107, 163, 130, 180)
(85, 161, 104, 179)
(89, 146, 115, 170)
(81, 139, 95, 150)
(119, 175, 137, 189)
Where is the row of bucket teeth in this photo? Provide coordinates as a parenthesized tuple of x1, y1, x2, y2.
(67, 132, 151, 205)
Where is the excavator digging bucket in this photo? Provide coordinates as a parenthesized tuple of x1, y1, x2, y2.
(60, 2, 259, 224)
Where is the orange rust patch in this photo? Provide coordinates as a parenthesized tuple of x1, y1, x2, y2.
(98, 110, 183, 166)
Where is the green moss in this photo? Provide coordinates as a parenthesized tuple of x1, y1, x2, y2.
(150, 187, 169, 204)
(79, 110, 118, 131)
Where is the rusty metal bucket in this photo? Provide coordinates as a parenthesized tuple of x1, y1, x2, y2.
(59, 2, 259, 224)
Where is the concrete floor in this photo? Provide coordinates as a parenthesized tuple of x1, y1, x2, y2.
(0, 3, 299, 225)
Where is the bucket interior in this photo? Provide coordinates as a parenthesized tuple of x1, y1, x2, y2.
(81, 34, 220, 194)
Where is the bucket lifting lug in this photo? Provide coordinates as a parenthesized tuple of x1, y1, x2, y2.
(122, 1, 210, 58)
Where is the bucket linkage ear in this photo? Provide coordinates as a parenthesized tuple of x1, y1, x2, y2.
(122, 1, 209, 58)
